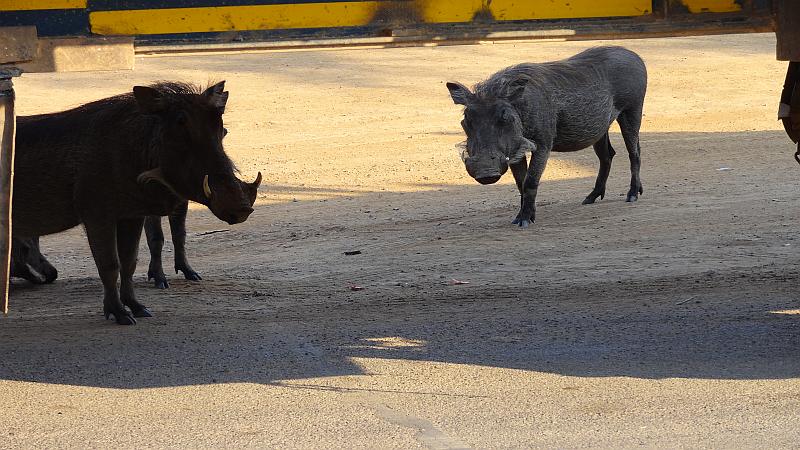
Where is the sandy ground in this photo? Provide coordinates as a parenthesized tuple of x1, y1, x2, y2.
(1, 32, 799, 448)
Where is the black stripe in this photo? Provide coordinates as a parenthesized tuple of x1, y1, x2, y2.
(134, 24, 377, 44)
(0, 9, 89, 37)
(88, 0, 395, 12)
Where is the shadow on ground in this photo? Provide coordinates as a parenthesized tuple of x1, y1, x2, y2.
(1, 130, 799, 388)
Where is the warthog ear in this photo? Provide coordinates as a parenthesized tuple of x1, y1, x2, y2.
(505, 79, 527, 103)
(508, 137, 536, 165)
(133, 86, 166, 114)
(137, 167, 179, 195)
(446, 82, 474, 106)
(521, 137, 536, 152)
(203, 81, 229, 113)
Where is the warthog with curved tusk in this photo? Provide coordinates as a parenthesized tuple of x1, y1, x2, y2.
(12, 81, 260, 324)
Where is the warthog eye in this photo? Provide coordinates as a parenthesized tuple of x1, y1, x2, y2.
(455, 140, 469, 161)
(175, 110, 188, 125)
(498, 108, 516, 126)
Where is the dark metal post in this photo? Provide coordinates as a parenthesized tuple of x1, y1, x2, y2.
(0, 68, 20, 315)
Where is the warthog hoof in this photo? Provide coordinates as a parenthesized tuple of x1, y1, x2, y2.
(131, 305, 153, 318)
(178, 267, 202, 282)
(512, 211, 534, 228)
(512, 217, 533, 228)
(148, 269, 169, 289)
(104, 308, 137, 325)
(582, 190, 605, 205)
(625, 185, 643, 203)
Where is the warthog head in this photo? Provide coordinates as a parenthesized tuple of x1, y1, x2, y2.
(134, 81, 261, 225)
(10, 237, 57, 284)
(447, 80, 535, 185)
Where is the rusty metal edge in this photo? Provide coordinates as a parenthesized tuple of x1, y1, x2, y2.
(135, 15, 774, 55)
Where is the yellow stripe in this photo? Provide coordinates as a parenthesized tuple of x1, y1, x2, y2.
(680, 0, 741, 13)
(90, 2, 380, 35)
(0, 0, 86, 11)
(416, 0, 485, 24)
(417, 0, 650, 23)
(490, 0, 652, 21)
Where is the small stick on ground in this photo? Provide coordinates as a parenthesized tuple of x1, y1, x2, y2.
(197, 229, 230, 236)
(676, 295, 698, 305)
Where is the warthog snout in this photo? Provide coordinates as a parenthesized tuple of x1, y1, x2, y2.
(465, 156, 508, 185)
(224, 206, 255, 225)
(204, 172, 261, 225)
(476, 175, 502, 185)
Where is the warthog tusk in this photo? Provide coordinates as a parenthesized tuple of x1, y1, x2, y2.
(203, 175, 212, 198)
(25, 263, 46, 284)
(253, 172, 262, 187)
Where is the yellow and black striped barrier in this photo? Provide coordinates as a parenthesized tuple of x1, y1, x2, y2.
(0, 1, 761, 41)
(0, 0, 89, 36)
(86, 0, 654, 36)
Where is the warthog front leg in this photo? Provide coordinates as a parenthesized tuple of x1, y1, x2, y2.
(118, 217, 150, 318)
(583, 133, 616, 205)
(516, 147, 550, 228)
(84, 219, 135, 325)
(510, 155, 528, 225)
(169, 202, 201, 282)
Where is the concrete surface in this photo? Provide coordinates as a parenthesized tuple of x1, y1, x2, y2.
(1, 33, 799, 448)
(17, 36, 134, 73)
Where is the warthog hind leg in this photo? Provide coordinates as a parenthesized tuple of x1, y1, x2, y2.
(118, 217, 151, 318)
(618, 110, 644, 202)
(583, 133, 616, 205)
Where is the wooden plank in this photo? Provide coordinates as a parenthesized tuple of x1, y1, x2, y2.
(0, 75, 15, 315)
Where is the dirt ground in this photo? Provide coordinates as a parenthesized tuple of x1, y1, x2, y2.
(1, 32, 799, 448)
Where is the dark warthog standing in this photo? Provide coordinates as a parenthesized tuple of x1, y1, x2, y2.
(144, 171, 260, 289)
(447, 46, 647, 227)
(10, 172, 259, 289)
(13, 81, 261, 324)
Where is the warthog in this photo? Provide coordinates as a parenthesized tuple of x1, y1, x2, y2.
(144, 171, 260, 289)
(10, 237, 57, 284)
(10, 174, 260, 289)
(447, 46, 647, 227)
(13, 81, 261, 324)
